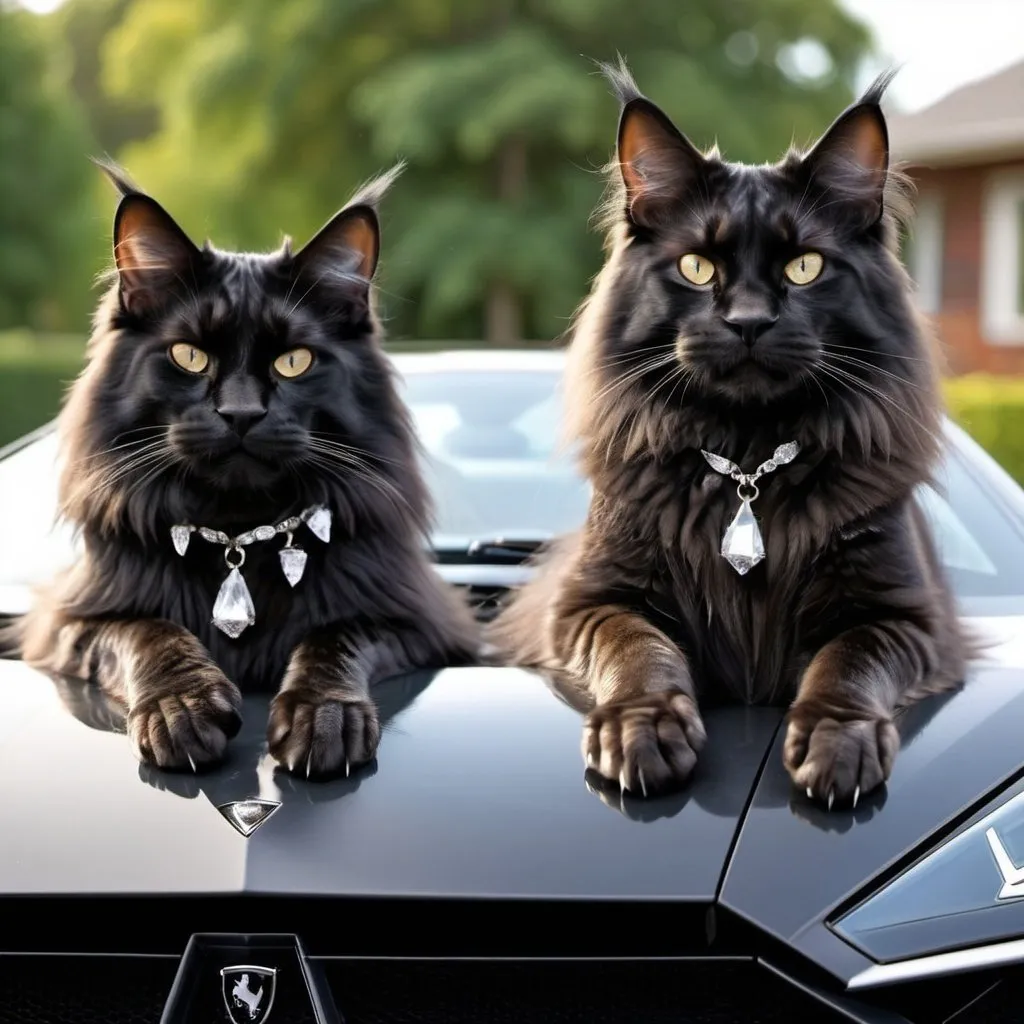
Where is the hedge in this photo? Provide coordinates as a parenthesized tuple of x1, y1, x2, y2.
(1, 332, 1023, 488)
(944, 374, 1024, 487)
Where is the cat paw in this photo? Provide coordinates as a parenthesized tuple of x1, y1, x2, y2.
(581, 690, 706, 797)
(784, 710, 899, 809)
(267, 687, 381, 779)
(127, 674, 242, 771)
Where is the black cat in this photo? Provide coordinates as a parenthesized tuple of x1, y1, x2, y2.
(11, 162, 479, 778)
(491, 62, 970, 807)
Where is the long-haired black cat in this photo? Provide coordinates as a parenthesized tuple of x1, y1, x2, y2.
(12, 163, 479, 777)
(491, 62, 969, 807)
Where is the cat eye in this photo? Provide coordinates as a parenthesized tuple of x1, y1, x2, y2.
(678, 254, 716, 286)
(169, 343, 209, 374)
(783, 252, 824, 286)
(273, 347, 314, 379)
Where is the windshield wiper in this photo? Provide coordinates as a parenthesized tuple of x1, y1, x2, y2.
(431, 534, 550, 565)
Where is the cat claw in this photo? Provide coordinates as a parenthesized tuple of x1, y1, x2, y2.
(827, 789, 835, 811)
(853, 785, 860, 809)
(345, 758, 350, 778)
(638, 767, 648, 798)
(187, 752, 197, 774)
(619, 770, 628, 793)
(305, 750, 313, 780)
(806, 787, 813, 799)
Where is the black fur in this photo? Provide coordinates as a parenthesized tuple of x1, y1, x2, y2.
(12, 163, 479, 776)
(491, 63, 969, 806)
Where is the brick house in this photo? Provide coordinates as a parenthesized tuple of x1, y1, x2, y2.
(889, 60, 1024, 374)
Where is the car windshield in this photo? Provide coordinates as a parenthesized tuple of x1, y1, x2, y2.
(398, 366, 590, 544)
(0, 359, 1022, 614)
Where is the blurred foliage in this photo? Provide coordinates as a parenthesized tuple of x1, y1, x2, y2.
(51, 0, 158, 154)
(88, 0, 871, 342)
(0, 331, 83, 446)
(0, 5, 103, 332)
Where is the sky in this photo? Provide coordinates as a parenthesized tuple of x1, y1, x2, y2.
(840, 0, 1024, 111)
(13, 0, 1024, 114)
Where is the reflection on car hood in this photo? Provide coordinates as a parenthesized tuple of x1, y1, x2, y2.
(1, 615, 1022, 946)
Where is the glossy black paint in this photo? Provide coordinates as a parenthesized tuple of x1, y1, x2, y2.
(720, 664, 1024, 982)
(4, 641, 1024, 990)
(0, 661, 778, 901)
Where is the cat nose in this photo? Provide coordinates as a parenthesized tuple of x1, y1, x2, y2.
(722, 312, 778, 347)
(217, 404, 267, 436)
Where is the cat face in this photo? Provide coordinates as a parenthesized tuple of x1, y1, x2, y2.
(102, 188, 388, 492)
(603, 72, 910, 405)
(63, 166, 426, 537)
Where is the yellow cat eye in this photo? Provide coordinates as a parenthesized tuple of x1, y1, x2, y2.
(678, 254, 716, 286)
(784, 252, 824, 285)
(169, 343, 209, 374)
(273, 347, 314, 379)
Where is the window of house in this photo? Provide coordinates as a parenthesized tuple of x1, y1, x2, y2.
(981, 172, 1024, 345)
(901, 192, 943, 314)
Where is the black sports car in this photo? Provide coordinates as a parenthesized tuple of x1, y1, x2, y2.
(1, 348, 1023, 1024)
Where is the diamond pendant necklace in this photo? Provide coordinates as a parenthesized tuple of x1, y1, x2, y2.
(170, 505, 332, 638)
(701, 442, 800, 575)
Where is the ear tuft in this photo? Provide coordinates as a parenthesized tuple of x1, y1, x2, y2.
(345, 161, 406, 215)
(595, 53, 643, 107)
(92, 156, 143, 198)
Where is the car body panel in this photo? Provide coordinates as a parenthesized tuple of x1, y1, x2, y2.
(2, 349, 1024, 1013)
(721, 647, 1024, 982)
(0, 661, 781, 901)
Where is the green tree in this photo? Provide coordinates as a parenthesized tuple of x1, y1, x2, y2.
(0, 4, 101, 331)
(52, 0, 159, 156)
(102, 0, 872, 342)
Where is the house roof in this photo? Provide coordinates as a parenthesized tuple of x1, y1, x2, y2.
(888, 59, 1024, 167)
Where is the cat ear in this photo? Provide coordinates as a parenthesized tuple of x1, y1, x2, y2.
(293, 204, 381, 286)
(113, 194, 201, 316)
(603, 60, 706, 229)
(802, 71, 894, 225)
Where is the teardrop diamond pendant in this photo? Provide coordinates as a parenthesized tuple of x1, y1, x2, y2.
(278, 545, 307, 587)
(212, 566, 256, 638)
(701, 441, 800, 577)
(721, 498, 765, 575)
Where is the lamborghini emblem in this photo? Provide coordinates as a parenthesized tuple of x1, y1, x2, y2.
(986, 826, 1024, 900)
(217, 799, 280, 838)
(221, 964, 277, 1023)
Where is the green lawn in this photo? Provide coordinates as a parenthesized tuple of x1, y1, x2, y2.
(2, 330, 1023, 487)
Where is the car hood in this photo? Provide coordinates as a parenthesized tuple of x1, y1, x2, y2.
(2, 616, 1023, 978)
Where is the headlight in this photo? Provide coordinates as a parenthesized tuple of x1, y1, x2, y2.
(835, 782, 1024, 983)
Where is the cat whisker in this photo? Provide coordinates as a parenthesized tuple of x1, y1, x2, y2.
(646, 361, 692, 409)
(592, 351, 679, 403)
(77, 434, 168, 466)
(826, 352, 927, 391)
(824, 343, 930, 364)
(304, 452, 413, 515)
(306, 435, 400, 466)
(591, 343, 677, 372)
(78, 443, 176, 505)
(804, 367, 832, 411)
(817, 361, 940, 443)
